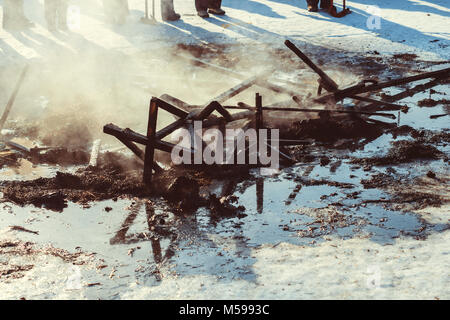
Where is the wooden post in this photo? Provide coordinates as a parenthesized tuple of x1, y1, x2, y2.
(0, 65, 29, 131)
(255, 93, 263, 165)
(256, 178, 264, 214)
(143, 98, 159, 185)
(285, 40, 339, 92)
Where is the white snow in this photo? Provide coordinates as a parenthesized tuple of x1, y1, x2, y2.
(0, 0, 449, 64)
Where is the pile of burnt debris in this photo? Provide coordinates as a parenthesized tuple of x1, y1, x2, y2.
(1, 41, 449, 213)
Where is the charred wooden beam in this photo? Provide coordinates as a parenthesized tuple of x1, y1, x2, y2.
(362, 77, 449, 111)
(284, 40, 339, 92)
(255, 93, 263, 132)
(155, 118, 187, 140)
(212, 76, 258, 104)
(255, 79, 300, 97)
(349, 95, 407, 110)
(430, 113, 449, 119)
(292, 96, 396, 119)
(230, 100, 397, 119)
(104, 123, 189, 154)
(153, 97, 189, 118)
(317, 68, 450, 103)
(116, 136, 144, 160)
(159, 94, 193, 112)
(143, 98, 159, 184)
(0, 65, 29, 131)
(177, 53, 300, 97)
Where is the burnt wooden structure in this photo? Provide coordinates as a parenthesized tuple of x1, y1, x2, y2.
(103, 40, 449, 187)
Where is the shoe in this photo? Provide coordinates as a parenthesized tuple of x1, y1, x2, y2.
(162, 12, 180, 21)
(308, 5, 318, 12)
(208, 8, 226, 15)
(59, 22, 68, 31)
(197, 10, 209, 18)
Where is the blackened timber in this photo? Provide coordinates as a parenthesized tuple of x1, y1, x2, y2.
(159, 94, 193, 112)
(292, 96, 396, 119)
(202, 110, 254, 128)
(143, 99, 159, 184)
(213, 103, 233, 122)
(116, 136, 144, 160)
(255, 93, 263, 131)
(153, 98, 189, 118)
(212, 76, 258, 104)
(284, 40, 339, 92)
(116, 136, 163, 173)
(228, 101, 397, 119)
(255, 79, 299, 97)
(318, 68, 450, 102)
(103, 124, 191, 153)
(0, 65, 29, 131)
(349, 95, 407, 110)
(191, 101, 230, 121)
(155, 118, 186, 140)
(177, 53, 300, 97)
(362, 77, 448, 110)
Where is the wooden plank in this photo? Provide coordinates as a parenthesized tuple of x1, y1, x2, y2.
(212, 76, 258, 103)
(143, 98, 159, 184)
(103, 124, 190, 153)
(349, 95, 407, 110)
(227, 100, 397, 119)
(155, 118, 186, 140)
(317, 67, 450, 103)
(362, 77, 448, 110)
(285, 40, 339, 92)
(0, 65, 29, 131)
(153, 97, 189, 118)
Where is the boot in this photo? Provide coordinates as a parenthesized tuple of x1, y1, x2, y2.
(208, 8, 225, 15)
(197, 10, 209, 18)
(162, 12, 180, 21)
(306, 0, 319, 12)
(161, 0, 180, 21)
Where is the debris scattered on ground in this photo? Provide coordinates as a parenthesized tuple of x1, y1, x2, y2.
(351, 139, 445, 166)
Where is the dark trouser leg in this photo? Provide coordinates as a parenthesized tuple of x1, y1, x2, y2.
(2, 0, 13, 28)
(195, 0, 208, 12)
(320, 0, 331, 9)
(57, 0, 68, 28)
(3, 0, 27, 29)
(209, 0, 222, 9)
(161, 0, 175, 17)
(196, 0, 222, 11)
(45, 0, 57, 30)
(306, 0, 319, 7)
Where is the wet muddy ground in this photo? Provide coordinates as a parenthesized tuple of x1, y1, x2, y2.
(0, 44, 449, 299)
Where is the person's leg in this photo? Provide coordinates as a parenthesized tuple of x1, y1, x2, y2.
(57, 0, 68, 30)
(3, 0, 13, 29)
(306, 0, 319, 12)
(161, 0, 180, 21)
(116, 0, 129, 24)
(4, 0, 33, 29)
(45, 0, 57, 30)
(207, 0, 225, 15)
(195, 0, 208, 12)
(320, 0, 331, 9)
(196, 0, 210, 17)
(209, 0, 222, 9)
